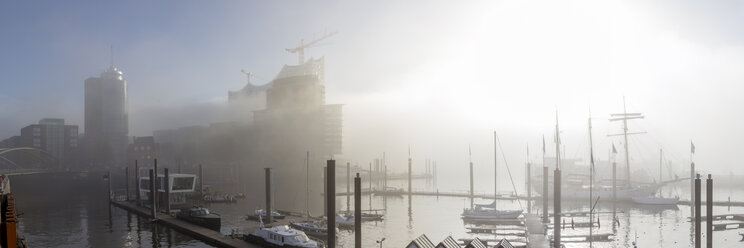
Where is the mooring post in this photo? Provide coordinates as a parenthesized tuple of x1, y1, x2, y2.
(125, 167, 130, 201)
(135, 160, 141, 206)
(265, 168, 273, 223)
(553, 168, 561, 248)
(369, 162, 373, 210)
(198, 164, 203, 195)
(612, 161, 617, 228)
(323, 166, 327, 216)
(694, 173, 701, 248)
(347, 162, 351, 213)
(149, 169, 156, 219)
(327, 160, 336, 248)
(543, 166, 548, 223)
(154, 159, 158, 210)
(164, 167, 170, 214)
(354, 173, 362, 248)
(706, 174, 712, 248)
(527, 162, 531, 213)
(107, 170, 112, 202)
(691, 162, 695, 218)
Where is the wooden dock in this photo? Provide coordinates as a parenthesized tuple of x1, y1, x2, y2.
(111, 200, 307, 248)
(334, 190, 744, 207)
(524, 213, 550, 248)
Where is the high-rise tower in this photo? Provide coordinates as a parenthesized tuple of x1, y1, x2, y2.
(84, 65, 129, 167)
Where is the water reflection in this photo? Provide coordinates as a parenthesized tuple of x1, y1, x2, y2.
(11, 174, 210, 248)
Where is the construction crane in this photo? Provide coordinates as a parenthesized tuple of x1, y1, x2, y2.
(240, 69, 265, 85)
(286, 31, 338, 65)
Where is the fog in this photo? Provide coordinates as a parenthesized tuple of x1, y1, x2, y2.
(2, 0, 744, 198)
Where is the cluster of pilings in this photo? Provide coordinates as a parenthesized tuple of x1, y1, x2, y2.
(113, 159, 368, 248)
(693, 174, 713, 248)
(112, 159, 207, 220)
(265, 160, 363, 248)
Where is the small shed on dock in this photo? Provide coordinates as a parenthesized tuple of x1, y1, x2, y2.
(435, 236, 459, 248)
(464, 237, 486, 248)
(494, 239, 514, 248)
(407, 234, 435, 248)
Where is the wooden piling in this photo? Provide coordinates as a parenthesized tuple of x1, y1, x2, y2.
(354, 173, 361, 248)
(154, 159, 158, 210)
(706, 174, 712, 248)
(199, 164, 203, 195)
(135, 160, 141, 206)
(149, 169, 156, 219)
(326, 160, 336, 248)
(107, 171, 112, 202)
(164, 167, 170, 214)
(125, 167, 130, 201)
(553, 168, 561, 248)
(526, 162, 531, 214)
(265, 168, 273, 223)
(694, 174, 701, 248)
(542, 166, 548, 223)
(347, 162, 350, 213)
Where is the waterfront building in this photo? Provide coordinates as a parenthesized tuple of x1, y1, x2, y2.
(253, 57, 343, 163)
(17, 118, 79, 168)
(127, 136, 159, 167)
(84, 65, 129, 167)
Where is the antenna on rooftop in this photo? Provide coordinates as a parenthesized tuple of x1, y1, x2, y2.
(110, 46, 114, 67)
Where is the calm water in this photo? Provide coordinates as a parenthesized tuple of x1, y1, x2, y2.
(12, 173, 210, 248)
(10, 172, 744, 247)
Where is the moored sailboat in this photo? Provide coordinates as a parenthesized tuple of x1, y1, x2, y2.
(462, 133, 524, 220)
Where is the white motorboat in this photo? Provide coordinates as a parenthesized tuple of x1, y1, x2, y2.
(243, 224, 320, 248)
(631, 196, 679, 205)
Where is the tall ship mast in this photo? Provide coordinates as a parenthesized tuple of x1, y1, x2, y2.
(532, 100, 665, 201)
(609, 97, 644, 188)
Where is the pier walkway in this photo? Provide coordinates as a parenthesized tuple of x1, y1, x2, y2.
(112, 200, 305, 248)
(524, 214, 549, 248)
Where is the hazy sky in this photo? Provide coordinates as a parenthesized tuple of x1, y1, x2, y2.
(2, 0, 743, 188)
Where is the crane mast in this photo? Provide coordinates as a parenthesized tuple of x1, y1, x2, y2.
(286, 31, 338, 65)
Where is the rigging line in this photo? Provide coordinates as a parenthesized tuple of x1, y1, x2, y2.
(635, 120, 687, 163)
(571, 131, 588, 160)
(494, 133, 524, 211)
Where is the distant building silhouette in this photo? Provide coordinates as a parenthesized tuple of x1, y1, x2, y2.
(127, 136, 159, 167)
(0, 118, 79, 168)
(84, 66, 129, 167)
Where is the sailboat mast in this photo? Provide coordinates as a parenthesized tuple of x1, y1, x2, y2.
(623, 98, 631, 188)
(469, 145, 474, 208)
(494, 131, 498, 200)
(588, 114, 595, 245)
(610, 98, 643, 189)
(555, 112, 561, 170)
(659, 149, 663, 183)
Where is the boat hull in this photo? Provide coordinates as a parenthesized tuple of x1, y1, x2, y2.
(461, 209, 523, 220)
(176, 215, 221, 232)
(244, 234, 320, 248)
(532, 179, 660, 201)
(290, 223, 329, 239)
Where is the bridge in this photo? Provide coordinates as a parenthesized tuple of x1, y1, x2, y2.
(0, 147, 66, 176)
